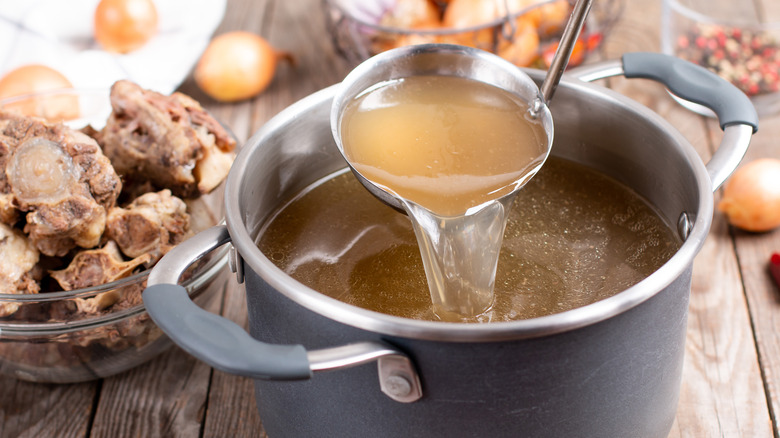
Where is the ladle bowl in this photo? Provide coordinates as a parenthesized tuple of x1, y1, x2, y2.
(329, 44, 555, 320)
(330, 44, 554, 213)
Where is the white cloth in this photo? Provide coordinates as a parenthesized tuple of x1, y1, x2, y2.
(0, 0, 226, 94)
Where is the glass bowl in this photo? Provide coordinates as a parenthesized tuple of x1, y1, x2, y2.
(324, 0, 622, 68)
(662, 0, 780, 116)
(0, 88, 231, 383)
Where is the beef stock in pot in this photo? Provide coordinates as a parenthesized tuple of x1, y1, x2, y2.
(257, 157, 682, 322)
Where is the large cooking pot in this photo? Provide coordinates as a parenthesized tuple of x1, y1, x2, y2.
(143, 50, 757, 438)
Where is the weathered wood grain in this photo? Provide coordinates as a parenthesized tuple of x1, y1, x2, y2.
(733, 222, 780, 437)
(0, 378, 95, 438)
(88, 346, 212, 438)
(201, 284, 266, 438)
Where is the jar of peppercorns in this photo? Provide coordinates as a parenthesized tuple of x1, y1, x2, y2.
(662, 0, 780, 116)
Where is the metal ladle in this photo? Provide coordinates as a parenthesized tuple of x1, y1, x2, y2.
(329, 0, 594, 320)
(539, 0, 594, 104)
(331, 0, 593, 212)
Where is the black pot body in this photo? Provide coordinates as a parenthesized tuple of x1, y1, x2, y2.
(246, 265, 690, 438)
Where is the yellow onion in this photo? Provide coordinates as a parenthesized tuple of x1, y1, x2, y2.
(194, 32, 292, 103)
(497, 17, 540, 66)
(380, 0, 441, 29)
(94, 0, 158, 53)
(717, 158, 780, 232)
(0, 65, 78, 121)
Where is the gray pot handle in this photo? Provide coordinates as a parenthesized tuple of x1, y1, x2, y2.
(143, 225, 422, 402)
(568, 52, 758, 191)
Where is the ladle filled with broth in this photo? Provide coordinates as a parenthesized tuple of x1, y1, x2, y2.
(331, 45, 553, 321)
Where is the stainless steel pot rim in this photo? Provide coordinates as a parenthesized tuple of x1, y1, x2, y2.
(226, 78, 714, 343)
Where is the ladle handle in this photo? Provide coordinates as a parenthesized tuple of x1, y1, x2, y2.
(142, 225, 422, 402)
(569, 52, 758, 191)
(539, 0, 593, 103)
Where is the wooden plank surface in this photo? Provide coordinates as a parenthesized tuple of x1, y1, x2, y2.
(2, 0, 780, 437)
(0, 379, 94, 438)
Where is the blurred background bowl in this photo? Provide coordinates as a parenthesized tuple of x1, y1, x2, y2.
(662, 0, 780, 116)
(324, 0, 622, 69)
(0, 88, 229, 383)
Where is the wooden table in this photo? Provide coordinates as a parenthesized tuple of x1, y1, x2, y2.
(2, 0, 780, 436)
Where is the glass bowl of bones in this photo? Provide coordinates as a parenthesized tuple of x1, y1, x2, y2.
(0, 81, 236, 383)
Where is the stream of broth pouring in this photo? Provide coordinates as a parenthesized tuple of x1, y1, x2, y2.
(340, 75, 548, 322)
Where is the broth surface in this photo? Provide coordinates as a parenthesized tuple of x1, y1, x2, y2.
(257, 157, 681, 322)
(340, 75, 547, 216)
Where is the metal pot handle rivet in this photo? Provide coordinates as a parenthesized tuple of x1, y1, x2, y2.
(378, 356, 423, 403)
(677, 212, 693, 241)
(228, 244, 244, 284)
(142, 225, 423, 402)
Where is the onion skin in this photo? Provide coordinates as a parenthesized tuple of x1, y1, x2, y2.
(442, 0, 505, 49)
(381, 0, 441, 29)
(526, 0, 570, 34)
(389, 29, 442, 51)
(497, 18, 539, 67)
(717, 158, 780, 232)
(443, 0, 551, 28)
(194, 32, 289, 103)
(0, 65, 78, 121)
(442, 0, 500, 28)
(94, 0, 158, 53)
(441, 0, 547, 52)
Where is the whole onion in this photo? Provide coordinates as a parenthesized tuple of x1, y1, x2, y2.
(194, 32, 292, 103)
(717, 158, 780, 232)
